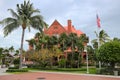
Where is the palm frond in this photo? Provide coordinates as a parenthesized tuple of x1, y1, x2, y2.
(0, 17, 16, 26)
(30, 15, 47, 32)
(3, 20, 19, 37)
(8, 9, 19, 19)
(91, 39, 97, 44)
(26, 19, 31, 32)
(31, 15, 43, 20)
(94, 31, 98, 38)
(30, 9, 40, 16)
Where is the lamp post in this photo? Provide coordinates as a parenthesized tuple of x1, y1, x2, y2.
(84, 46, 89, 74)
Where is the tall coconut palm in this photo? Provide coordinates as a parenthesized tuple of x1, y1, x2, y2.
(0, 1, 47, 68)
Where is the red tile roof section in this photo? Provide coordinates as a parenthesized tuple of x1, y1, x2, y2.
(44, 20, 84, 36)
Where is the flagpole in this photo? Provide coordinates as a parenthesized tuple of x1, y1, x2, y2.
(97, 27, 101, 70)
(96, 13, 101, 70)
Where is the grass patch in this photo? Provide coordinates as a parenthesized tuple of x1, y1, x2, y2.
(28, 67, 96, 74)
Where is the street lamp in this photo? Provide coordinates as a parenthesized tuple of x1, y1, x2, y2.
(84, 46, 89, 74)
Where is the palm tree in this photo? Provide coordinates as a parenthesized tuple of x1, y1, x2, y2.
(14, 50, 19, 56)
(34, 32, 49, 50)
(9, 46, 14, 54)
(87, 45, 94, 64)
(91, 29, 110, 69)
(79, 34, 89, 45)
(91, 30, 110, 47)
(76, 40, 84, 68)
(59, 33, 68, 51)
(58, 33, 68, 67)
(26, 38, 35, 50)
(76, 34, 88, 68)
(0, 1, 47, 68)
(67, 33, 78, 68)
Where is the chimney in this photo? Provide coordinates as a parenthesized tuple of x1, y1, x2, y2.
(68, 20, 72, 33)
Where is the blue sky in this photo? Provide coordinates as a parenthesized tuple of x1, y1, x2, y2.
(0, 0, 120, 50)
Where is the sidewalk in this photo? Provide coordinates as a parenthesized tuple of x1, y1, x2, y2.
(0, 68, 10, 75)
(30, 70, 120, 78)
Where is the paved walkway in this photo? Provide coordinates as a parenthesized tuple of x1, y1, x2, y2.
(0, 71, 120, 80)
(0, 68, 10, 75)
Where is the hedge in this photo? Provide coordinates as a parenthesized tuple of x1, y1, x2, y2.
(6, 69, 28, 72)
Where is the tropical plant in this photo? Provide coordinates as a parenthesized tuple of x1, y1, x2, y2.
(26, 38, 35, 50)
(76, 38, 84, 68)
(113, 37, 120, 42)
(87, 45, 94, 65)
(91, 30, 110, 69)
(79, 34, 89, 44)
(91, 30, 110, 48)
(0, 0, 47, 68)
(9, 46, 14, 54)
(67, 33, 77, 67)
(59, 33, 68, 51)
(0, 48, 4, 64)
(98, 41, 120, 68)
(14, 50, 19, 56)
(33, 32, 50, 50)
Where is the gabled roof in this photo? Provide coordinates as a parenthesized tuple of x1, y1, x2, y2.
(46, 20, 66, 31)
(44, 20, 84, 36)
(64, 26, 83, 36)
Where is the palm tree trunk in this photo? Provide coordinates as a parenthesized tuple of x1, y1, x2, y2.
(78, 51, 80, 68)
(19, 28, 25, 69)
(63, 41, 66, 68)
(71, 41, 74, 68)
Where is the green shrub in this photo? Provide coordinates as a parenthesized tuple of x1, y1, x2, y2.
(6, 69, 28, 72)
(99, 68, 120, 75)
(13, 58, 20, 65)
(58, 59, 66, 68)
(8, 67, 18, 69)
(27, 64, 41, 69)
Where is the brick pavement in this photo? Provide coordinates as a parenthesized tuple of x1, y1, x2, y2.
(0, 71, 120, 80)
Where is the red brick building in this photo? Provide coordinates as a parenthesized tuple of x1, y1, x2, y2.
(27, 20, 87, 63)
(43, 20, 87, 62)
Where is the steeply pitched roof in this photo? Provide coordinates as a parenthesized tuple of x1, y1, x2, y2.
(44, 20, 84, 36)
